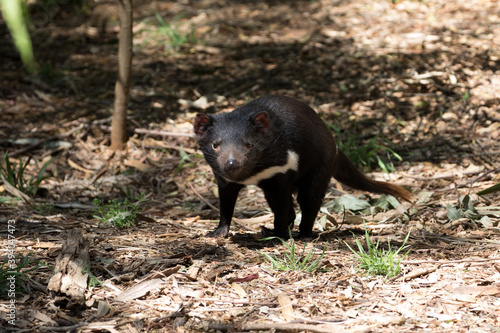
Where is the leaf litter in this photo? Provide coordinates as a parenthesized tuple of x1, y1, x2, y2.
(1, 0, 500, 332)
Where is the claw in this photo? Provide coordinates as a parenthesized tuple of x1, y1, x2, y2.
(206, 225, 229, 238)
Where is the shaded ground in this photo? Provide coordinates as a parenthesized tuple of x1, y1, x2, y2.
(1, 0, 499, 332)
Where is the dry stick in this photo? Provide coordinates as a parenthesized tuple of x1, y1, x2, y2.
(1, 174, 31, 203)
(39, 324, 82, 332)
(467, 167, 499, 195)
(187, 182, 219, 212)
(241, 323, 338, 333)
(401, 257, 500, 265)
(99, 125, 195, 138)
(134, 128, 195, 138)
(187, 181, 253, 231)
(231, 322, 369, 333)
(151, 311, 185, 322)
(104, 235, 168, 252)
(443, 151, 500, 159)
(157, 219, 204, 231)
(9, 119, 111, 157)
(189, 297, 279, 307)
(417, 233, 500, 246)
(392, 266, 438, 282)
(89, 165, 109, 185)
(401, 168, 488, 181)
(9, 123, 87, 157)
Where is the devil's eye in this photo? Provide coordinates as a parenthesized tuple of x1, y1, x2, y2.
(212, 142, 219, 150)
(244, 142, 253, 149)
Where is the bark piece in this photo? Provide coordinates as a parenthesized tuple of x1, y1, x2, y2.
(48, 229, 90, 305)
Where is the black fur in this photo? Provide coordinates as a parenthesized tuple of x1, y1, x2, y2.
(194, 95, 411, 239)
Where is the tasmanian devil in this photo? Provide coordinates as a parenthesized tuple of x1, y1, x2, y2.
(194, 95, 411, 239)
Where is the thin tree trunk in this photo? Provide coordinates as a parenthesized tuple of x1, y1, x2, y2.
(111, 0, 133, 151)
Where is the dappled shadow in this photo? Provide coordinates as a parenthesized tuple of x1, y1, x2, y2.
(1, 2, 499, 330)
(2, 0, 497, 163)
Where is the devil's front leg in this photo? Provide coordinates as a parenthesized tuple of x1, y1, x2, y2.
(260, 175, 296, 239)
(206, 176, 244, 238)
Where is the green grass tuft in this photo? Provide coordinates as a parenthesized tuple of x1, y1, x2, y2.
(93, 193, 149, 228)
(138, 13, 197, 53)
(0, 152, 55, 197)
(258, 231, 327, 273)
(345, 226, 411, 277)
(0, 253, 51, 297)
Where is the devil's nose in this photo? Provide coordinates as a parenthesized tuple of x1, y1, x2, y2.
(224, 159, 240, 174)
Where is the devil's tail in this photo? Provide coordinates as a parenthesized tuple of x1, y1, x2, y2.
(332, 149, 412, 202)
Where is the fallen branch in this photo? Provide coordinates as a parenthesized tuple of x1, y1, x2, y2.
(8, 118, 112, 157)
(99, 125, 195, 138)
(208, 322, 372, 333)
(134, 128, 195, 138)
(1, 174, 31, 203)
(401, 257, 500, 264)
(39, 324, 82, 332)
(393, 266, 438, 282)
(401, 168, 487, 181)
(9, 123, 85, 157)
(187, 181, 219, 212)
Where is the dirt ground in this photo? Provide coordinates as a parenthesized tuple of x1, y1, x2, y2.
(1, 0, 500, 332)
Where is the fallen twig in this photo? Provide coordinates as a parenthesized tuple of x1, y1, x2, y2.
(9, 123, 85, 157)
(134, 128, 195, 138)
(39, 324, 82, 332)
(234, 322, 371, 333)
(1, 174, 32, 203)
(394, 266, 438, 282)
(402, 168, 487, 181)
(401, 257, 500, 264)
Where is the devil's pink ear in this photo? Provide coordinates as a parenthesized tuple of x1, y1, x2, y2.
(194, 114, 212, 137)
(252, 112, 270, 131)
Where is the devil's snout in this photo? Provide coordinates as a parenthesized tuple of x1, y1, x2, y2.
(224, 159, 240, 174)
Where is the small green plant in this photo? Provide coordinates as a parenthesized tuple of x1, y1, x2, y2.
(93, 193, 149, 228)
(446, 195, 496, 228)
(174, 146, 202, 174)
(139, 13, 196, 52)
(258, 231, 327, 273)
(462, 91, 470, 101)
(156, 13, 196, 51)
(0, 152, 54, 197)
(345, 226, 411, 277)
(327, 121, 402, 173)
(1, 253, 51, 297)
(83, 265, 103, 288)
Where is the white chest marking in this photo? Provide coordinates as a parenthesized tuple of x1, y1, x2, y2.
(240, 150, 299, 186)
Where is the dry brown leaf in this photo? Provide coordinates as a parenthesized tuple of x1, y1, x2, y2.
(96, 300, 111, 318)
(115, 278, 167, 302)
(277, 294, 295, 321)
(186, 260, 203, 281)
(453, 285, 500, 296)
(123, 159, 152, 171)
(231, 283, 248, 297)
(68, 158, 93, 175)
(31, 310, 57, 325)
